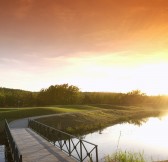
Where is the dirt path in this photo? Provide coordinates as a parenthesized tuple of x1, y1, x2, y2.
(9, 113, 68, 128)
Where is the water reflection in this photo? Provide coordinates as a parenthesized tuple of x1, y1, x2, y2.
(0, 144, 13, 162)
(0, 145, 5, 162)
(127, 118, 148, 126)
(83, 115, 168, 162)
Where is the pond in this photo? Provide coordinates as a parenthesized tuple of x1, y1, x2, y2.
(0, 145, 5, 162)
(0, 144, 13, 162)
(83, 115, 168, 161)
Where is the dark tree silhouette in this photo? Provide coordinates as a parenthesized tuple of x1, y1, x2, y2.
(37, 84, 81, 105)
(0, 86, 168, 108)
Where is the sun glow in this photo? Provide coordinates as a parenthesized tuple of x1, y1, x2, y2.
(132, 63, 168, 95)
(133, 116, 168, 151)
(66, 54, 168, 95)
(1, 51, 168, 95)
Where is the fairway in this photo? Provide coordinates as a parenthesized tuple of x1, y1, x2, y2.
(1, 104, 167, 136)
(0, 105, 98, 134)
(35, 105, 164, 136)
(0, 105, 97, 119)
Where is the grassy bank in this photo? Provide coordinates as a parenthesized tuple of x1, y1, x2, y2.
(36, 105, 164, 136)
(1, 104, 167, 138)
(0, 105, 98, 135)
(1, 104, 167, 160)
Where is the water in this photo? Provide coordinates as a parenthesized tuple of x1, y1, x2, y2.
(0, 144, 13, 162)
(83, 115, 168, 161)
(0, 145, 5, 162)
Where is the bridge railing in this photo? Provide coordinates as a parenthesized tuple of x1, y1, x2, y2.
(28, 119, 98, 162)
(5, 119, 22, 162)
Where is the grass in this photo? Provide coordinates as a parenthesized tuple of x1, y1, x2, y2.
(36, 105, 163, 136)
(0, 105, 97, 120)
(1, 104, 167, 158)
(103, 128, 146, 162)
(104, 150, 146, 162)
(0, 105, 97, 135)
(0, 104, 166, 140)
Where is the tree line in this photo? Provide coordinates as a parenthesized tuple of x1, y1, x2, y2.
(0, 84, 168, 108)
(0, 87, 36, 107)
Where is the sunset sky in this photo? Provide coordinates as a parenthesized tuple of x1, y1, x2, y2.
(0, 0, 168, 95)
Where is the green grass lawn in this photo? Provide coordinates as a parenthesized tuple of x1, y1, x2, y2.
(36, 105, 163, 136)
(0, 104, 166, 137)
(0, 105, 98, 134)
(0, 105, 98, 119)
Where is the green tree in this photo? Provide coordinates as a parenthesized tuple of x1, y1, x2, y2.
(37, 84, 81, 105)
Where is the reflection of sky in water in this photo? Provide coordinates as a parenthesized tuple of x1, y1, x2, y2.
(83, 116, 168, 162)
(0, 145, 5, 162)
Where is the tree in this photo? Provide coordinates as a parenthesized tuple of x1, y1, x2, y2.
(127, 90, 146, 96)
(124, 90, 147, 105)
(37, 84, 81, 105)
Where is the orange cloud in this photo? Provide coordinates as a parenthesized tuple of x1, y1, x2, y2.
(1, 0, 168, 55)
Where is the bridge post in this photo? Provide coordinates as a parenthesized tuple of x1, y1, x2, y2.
(68, 138, 71, 156)
(80, 139, 82, 162)
(95, 145, 98, 162)
(19, 155, 22, 162)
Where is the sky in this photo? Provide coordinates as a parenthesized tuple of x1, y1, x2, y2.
(0, 0, 168, 95)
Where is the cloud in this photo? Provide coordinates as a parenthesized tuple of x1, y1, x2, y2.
(1, 0, 168, 92)
(1, 0, 168, 59)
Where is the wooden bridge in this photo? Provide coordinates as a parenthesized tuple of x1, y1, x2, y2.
(5, 119, 98, 162)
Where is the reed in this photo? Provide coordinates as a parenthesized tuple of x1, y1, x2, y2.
(104, 150, 146, 162)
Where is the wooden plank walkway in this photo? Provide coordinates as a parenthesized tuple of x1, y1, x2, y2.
(10, 128, 76, 162)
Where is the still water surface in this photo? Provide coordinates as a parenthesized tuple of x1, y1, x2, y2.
(0, 143, 13, 162)
(83, 115, 168, 161)
(0, 145, 5, 162)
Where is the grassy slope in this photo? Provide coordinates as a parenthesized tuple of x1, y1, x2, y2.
(1, 104, 167, 161)
(36, 104, 164, 136)
(1, 104, 166, 136)
(0, 105, 98, 135)
(0, 105, 98, 119)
